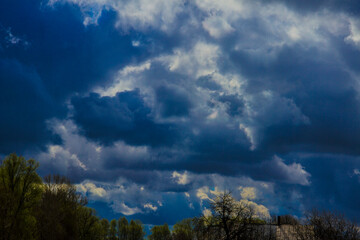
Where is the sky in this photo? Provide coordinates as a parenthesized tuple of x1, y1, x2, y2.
(1, 0, 360, 225)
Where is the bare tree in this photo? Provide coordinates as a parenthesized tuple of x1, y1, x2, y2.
(194, 191, 275, 240)
(295, 209, 360, 240)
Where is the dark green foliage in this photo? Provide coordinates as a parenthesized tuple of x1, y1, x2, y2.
(128, 220, 146, 240)
(118, 217, 129, 240)
(100, 219, 110, 239)
(0, 153, 42, 240)
(109, 219, 118, 240)
(172, 219, 195, 240)
(77, 207, 103, 240)
(148, 223, 171, 240)
(0, 154, 118, 240)
(36, 174, 87, 240)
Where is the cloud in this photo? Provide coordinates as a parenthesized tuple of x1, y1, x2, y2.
(239, 199, 270, 219)
(112, 201, 143, 215)
(172, 171, 190, 185)
(197, 186, 271, 219)
(0, 27, 29, 47)
(49, 0, 186, 31)
(202, 16, 235, 38)
(77, 182, 107, 198)
(0, 0, 147, 153)
(71, 90, 179, 147)
(196, 187, 211, 202)
(33, 119, 154, 182)
(345, 18, 360, 47)
(94, 61, 151, 97)
(155, 85, 193, 118)
(248, 156, 311, 186)
(0, 58, 57, 153)
(271, 156, 311, 186)
(159, 41, 220, 78)
(144, 203, 158, 211)
(239, 187, 257, 200)
(75, 178, 165, 216)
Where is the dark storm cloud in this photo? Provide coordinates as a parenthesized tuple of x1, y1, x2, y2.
(0, 0, 151, 153)
(196, 75, 222, 91)
(273, 153, 360, 221)
(0, 58, 59, 153)
(71, 90, 179, 147)
(230, 43, 360, 156)
(217, 94, 245, 116)
(155, 85, 192, 117)
(183, 127, 255, 170)
(305, 157, 360, 221)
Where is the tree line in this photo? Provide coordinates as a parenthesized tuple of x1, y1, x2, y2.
(0, 153, 146, 240)
(1, 153, 359, 240)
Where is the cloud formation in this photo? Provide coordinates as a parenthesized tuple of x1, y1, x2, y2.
(1, 0, 360, 224)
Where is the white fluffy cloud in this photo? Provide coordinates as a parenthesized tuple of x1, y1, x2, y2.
(75, 178, 164, 215)
(345, 18, 360, 47)
(77, 181, 107, 199)
(239, 186, 257, 200)
(35, 119, 149, 175)
(172, 171, 190, 185)
(49, 0, 355, 52)
(112, 201, 143, 215)
(160, 42, 220, 78)
(144, 203, 158, 211)
(202, 16, 235, 38)
(239, 199, 270, 219)
(95, 61, 151, 97)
